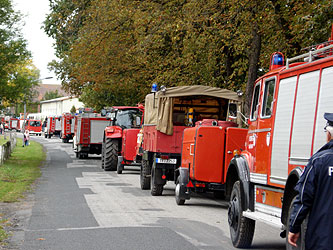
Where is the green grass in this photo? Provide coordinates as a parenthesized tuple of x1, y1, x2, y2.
(0, 136, 9, 145)
(0, 217, 8, 242)
(0, 138, 45, 203)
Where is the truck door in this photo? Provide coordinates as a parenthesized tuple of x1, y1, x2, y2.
(253, 76, 276, 183)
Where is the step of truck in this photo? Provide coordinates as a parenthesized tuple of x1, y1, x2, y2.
(243, 210, 283, 229)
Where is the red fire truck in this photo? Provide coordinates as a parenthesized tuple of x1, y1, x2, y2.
(73, 112, 109, 159)
(9, 118, 18, 131)
(44, 116, 62, 138)
(25, 120, 42, 136)
(101, 106, 144, 173)
(140, 85, 243, 196)
(226, 36, 333, 248)
(61, 113, 75, 143)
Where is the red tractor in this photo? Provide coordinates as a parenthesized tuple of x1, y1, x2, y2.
(140, 85, 244, 196)
(61, 113, 75, 143)
(101, 106, 144, 173)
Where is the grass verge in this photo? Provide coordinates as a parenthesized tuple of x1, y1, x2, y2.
(0, 138, 45, 202)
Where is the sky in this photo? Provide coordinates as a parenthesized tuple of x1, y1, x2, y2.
(12, 0, 61, 85)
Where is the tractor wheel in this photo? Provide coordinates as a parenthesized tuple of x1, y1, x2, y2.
(175, 176, 185, 205)
(140, 159, 151, 190)
(228, 181, 255, 248)
(104, 138, 118, 171)
(101, 142, 105, 169)
(151, 166, 163, 196)
(286, 196, 307, 250)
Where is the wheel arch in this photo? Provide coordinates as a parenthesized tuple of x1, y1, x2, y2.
(281, 167, 302, 225)
(226, 156, 251, 211)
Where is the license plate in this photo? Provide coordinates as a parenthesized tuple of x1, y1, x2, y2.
(156, 158, 177, 164)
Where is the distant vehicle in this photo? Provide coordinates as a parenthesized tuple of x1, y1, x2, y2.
(44, 116, 61, 138)
(61, 113, 75, 143)
(25, 120, 42, 136)
(9, 118, 19, 131)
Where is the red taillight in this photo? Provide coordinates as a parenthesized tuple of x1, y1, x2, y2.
(187, 180, 194, 188)
(162, 175, 166, 180)
(160, 155, 169, 160)
(195, 183, 205, 188)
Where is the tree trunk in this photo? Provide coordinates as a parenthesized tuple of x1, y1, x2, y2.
(244, 24, 261, 116)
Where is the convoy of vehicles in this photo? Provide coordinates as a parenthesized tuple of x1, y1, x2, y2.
(2, 26, 332, 250)
(101, 106, 144, 173)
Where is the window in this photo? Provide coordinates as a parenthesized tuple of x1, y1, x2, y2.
(250, 83, 261, 120)
(114, 109, 143, 129)
(262, 78, 276, 118)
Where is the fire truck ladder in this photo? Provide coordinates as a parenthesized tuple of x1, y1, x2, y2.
(286, 44, 333, 69)
(65, 119, 71, 134)
(82, 119, 90, 144)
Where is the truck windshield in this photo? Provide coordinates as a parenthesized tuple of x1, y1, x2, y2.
(30, 121, 41, 127)
(114, 109, 142, 129)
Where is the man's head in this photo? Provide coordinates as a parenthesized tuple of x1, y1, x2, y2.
(324, 113, 333, 142)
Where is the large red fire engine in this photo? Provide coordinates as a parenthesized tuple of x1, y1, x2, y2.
(9, 118, 18, 131)
(227, 34, 333, 248)
(61, 113, 75, 143)
(44, 116, 62, 138)
(101, 106, 144, 173)
(141, 85, 243, 196)
(73, 112, 109, 159)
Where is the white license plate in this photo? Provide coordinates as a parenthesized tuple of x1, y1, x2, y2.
(156, 158, 177, 164)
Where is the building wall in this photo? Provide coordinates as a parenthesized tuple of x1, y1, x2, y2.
(41, 97, 84, 116)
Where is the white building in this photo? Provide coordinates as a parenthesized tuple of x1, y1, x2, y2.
(41, 96, 84, 116)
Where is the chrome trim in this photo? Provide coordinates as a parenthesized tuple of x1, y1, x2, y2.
(270, 176, 287, 185)
(250, 173, 267, 184)
(255, 184, 284, 193)
(255, 203, 281, 218)
(248, 128, 272, 134)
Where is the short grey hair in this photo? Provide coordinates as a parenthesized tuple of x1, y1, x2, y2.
(326, 125, 333, 135)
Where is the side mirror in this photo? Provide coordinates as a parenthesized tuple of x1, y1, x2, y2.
(101, 109, 107, 117)
(136, 116, 141, 126)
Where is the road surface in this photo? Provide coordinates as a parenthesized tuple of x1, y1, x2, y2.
(12, 135, 285, 250)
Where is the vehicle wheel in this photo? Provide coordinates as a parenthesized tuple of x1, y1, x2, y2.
(101, 142, 105, 169)
(62, 138, 66, 143)
(76, 152, 79, 158)
(78, 152, 84, 159)
(228, 181, 255, 248)
(104, 138, 118, 171)
(175, 176, 185, 205)
(213, 191, 225, 200)
(286, 196, 307, 250)
(84, 153, 88, 159)
(48, 134, 51, 139)
(44, 134, 47, 138)
(140, 159, 151, 190)
(151, 166, 163, 196)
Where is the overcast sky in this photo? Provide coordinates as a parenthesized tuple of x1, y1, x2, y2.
(12, 0, 61, 85)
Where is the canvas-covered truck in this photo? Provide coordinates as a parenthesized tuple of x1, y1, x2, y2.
(61, 113, 75, 143)
(101, 106, 144, 173)
(140, 85, 243, 196)
(175, 119, 247, 205)
(74, 113, 109, 159)
(226, 33, 333, 249)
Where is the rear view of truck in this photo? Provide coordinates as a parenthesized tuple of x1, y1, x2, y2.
(61, 113, 75, 143)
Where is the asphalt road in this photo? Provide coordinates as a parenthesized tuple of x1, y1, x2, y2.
(17, 135, 285, 250)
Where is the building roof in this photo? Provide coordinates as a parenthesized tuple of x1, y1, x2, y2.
(40, 96, 78, 104)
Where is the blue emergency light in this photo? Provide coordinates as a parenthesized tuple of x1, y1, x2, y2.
(151, 83, 158, 93)
(270, 52, 284, 71)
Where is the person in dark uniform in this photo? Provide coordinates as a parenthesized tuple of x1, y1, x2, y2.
(288, 113, 333, 250)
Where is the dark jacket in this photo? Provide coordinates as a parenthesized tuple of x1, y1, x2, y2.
(289, 140, 333, 250)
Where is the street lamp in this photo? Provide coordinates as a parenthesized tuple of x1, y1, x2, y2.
(22, 77, 53, 143)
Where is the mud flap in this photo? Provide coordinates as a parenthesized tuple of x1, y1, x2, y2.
(117, 156, 124, 171)
(179, 168, 191, 200)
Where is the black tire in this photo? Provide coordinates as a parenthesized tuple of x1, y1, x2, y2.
(140, 159, 151, 190)
(101, 142, 105, 169)
(62, 138, 66, 143)
(286, 196, 307, 250)
(48, 134, 51, 139)
(78, 152, 84, 159)
(75, 152, 79, 158)
(228, 181, 255, 248)
(175, 176, 185, 205)
(151, 165, 163, 196)
(44, 134, 47, 138)
(104, 138, 118, 171)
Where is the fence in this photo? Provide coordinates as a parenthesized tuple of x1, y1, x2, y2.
(0, 132, 17, 165)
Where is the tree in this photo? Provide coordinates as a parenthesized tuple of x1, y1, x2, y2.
(42, 90, 62, 101)
(70, 105, 76, 114)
